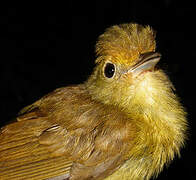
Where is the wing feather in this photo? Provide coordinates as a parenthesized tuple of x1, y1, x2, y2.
(0, 123, 72, 180)
(1, 156, 71, 179)
(0, 113, 72, 180)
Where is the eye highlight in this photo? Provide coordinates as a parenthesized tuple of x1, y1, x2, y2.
(104, 63, 115, 78)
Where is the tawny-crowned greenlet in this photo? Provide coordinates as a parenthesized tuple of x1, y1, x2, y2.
(0, 23, 187, 180)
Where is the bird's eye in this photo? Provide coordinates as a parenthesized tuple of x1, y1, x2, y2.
(104, 63, 115, 78)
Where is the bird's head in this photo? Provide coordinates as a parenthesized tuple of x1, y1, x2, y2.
(86, 23, 172, 111)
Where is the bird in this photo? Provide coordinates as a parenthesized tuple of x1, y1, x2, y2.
(0, 23, 187, 180)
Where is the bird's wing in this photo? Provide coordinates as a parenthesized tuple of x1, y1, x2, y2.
(0, 86, 136, 180)
(0, 114, 73, 180)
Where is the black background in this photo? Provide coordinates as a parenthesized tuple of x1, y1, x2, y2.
(1, 1, 195, 179)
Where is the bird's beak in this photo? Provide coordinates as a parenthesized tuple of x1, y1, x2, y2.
(129, 52, 161, 76)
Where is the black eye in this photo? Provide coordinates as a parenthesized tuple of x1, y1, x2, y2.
(104, 63, 115, 78)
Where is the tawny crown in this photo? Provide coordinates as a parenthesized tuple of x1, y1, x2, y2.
(95, 23, 156, 65)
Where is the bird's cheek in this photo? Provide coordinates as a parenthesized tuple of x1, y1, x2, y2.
(120, 72, 134, 85)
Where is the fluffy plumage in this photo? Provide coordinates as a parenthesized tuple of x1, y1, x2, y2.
(0, 23, 187, 180)
(96, 24, 156, 65)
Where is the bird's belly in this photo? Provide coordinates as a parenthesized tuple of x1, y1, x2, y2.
(104, 159, 143, 180)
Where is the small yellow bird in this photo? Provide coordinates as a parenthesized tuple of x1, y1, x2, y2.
(0, 23, 187, 180)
